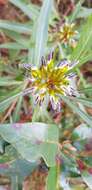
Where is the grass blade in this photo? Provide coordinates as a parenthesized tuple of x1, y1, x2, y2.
(0, 77, 22, 86)
(0, 20, 32, 34)
(0, 90, 22, 112)
(70, 97, 92, 108)
(9, 0, 38, 21)
(79, 87, 92, 93)
(71, 15, 92, 66)
(0, 43, 27, 50)
(34, 0, 52, 66)
(60, 95, 92, 127)
(69, 0, 84, 22)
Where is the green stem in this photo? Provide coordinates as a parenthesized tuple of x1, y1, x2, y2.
(56, 163, 60, 190)
(32, 104, 53, 123)
(11, 176, 22, 190)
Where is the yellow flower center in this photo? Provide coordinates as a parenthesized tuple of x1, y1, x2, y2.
(30, 59, 70, 101)
(58, 23, 78, 46)
(28, 56, 76, 110)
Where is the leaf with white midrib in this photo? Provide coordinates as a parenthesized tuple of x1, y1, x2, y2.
(34, 0, 52, 66)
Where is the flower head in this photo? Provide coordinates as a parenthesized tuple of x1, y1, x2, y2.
(58, 23, 78, 47)
(28, 53, 77, 111)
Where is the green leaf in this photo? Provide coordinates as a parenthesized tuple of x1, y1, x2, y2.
(0, 123, 59, 166)
(46, 166, 57, 190)
(69, 1, 92, 21)
(12, 97, 23, 122)
(0, 145, 19, 164)
(0, 85, 33, 113)
(70, 96, 92, 108)
(0, 137, 5, 154)
(71, 15, 92, 67)
(0, 158, 37, 182)
(69, 0, 84, 22)
(61, 152, 78, 174)
(79, 87, 92, 93)
(3, 30, 30, 47)
(28, 22, 37, 63)
(60, 95, 92, 127)
(72, 123, 92, 141)
(9, 159, 37, 190)
(12, 82, 29, 122)
(11, 175, 21, 190)
(0, 20, 32, 34)
(77, 7, 92, 18)
(0, 88, 22, 112)
(0, 77, 22, 86)
(34, 0, 52, 66)
(9, 0, 38, 21)
(0, 43, 27, 50)
(10, 159, 37, 181)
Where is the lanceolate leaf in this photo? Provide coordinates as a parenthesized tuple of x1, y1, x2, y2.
(77, 7, 92, 19)
(60, 95, 92, 127)
(0, 43, 27, 50)
(9, 0, 38, 21)
(3, 30, 30, 47)
(0, 89, 22, 112)
(0, 77, 22, 86)
(34, 0, 52, 66)
(70, 96, 92, 108)
(0, 20, 32, 34)
(72, 123, 92, 140)
(71, 15, 92, 67)
(69, 1, 92, 21)
(69, 0, 84, 22)
(0, 123, 59, 166)
(79, 87, 92, 93)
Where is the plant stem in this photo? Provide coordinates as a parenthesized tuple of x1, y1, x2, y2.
(11, 176, 22, 190)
